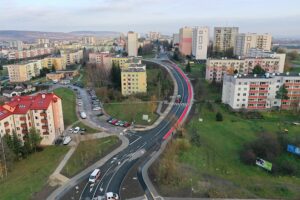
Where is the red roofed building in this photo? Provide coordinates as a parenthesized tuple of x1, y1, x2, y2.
(0, 93, 64, 145)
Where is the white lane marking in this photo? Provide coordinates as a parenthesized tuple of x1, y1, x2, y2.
(129, 136, 142, 146)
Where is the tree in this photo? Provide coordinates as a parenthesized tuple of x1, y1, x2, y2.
(150, 95, 157, 114)
(0, 136, 15, 178)
(185, 62, 191, 73)
(28, 128, 42, 153)
(11, 132, 22, 159)
(111, 62, 121, 89)
(224, 47, 234, 58)
(216, 112, 223, 121)
(252, 64, 265, 75)
(39, 67, 51, 77)
(138, 46, 143, 56)
(51, 65, 56, 72)
(0, 64, 3, 71)
(276, 84, 289, 100)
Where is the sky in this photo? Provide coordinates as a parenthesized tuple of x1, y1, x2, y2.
(0, 0, 300, 37)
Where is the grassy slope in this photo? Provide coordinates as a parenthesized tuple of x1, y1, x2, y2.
(53, 88, 77, 127)
(0, 146, 69, 200)
(61, 136, 120, 177)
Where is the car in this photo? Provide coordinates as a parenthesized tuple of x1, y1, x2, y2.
(80, 112, 87, 119)
(116, 121, 124, 126)
(89, 169, 101, 183)
(111, 119, 119, 125)
(77, 96, 82, 99)
(80, 128, 87, 131)
(106, 117, 113, 123)
(63, 136, 72, 145)
(92, 107, 101, 111)
(105, 192, 119, 200)
(54, 137, 63, 145)
(69, 128, 74, 133)
(73, 126, 80, 134)
(123, 122, 131, 127)
(78, 101, 83, 106)
(175, 95, 182, 103)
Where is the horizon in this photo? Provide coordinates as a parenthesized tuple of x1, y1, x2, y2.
(0, 0, 300, 37)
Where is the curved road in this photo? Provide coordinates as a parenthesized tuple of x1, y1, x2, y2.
(53, 57, 193, 200)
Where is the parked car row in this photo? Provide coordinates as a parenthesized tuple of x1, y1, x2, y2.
(69, 126, 86, 134)
(106, 117, 131, 127)
(87, 88, 102, 111)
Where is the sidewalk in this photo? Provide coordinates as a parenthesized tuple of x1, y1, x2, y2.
(47, 135, 129, 200)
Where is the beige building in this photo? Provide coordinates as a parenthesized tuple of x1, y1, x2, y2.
(42, 56, 66, 70)
(6, 60, 42, 82)
(192, 26, 209, 60)
(0, 93, 64, 145)
(214, 27, 239, 52)
(82, 36, 96, 45)
(61, 50, 83, 65)
(112, 57, 129, 68)
(206, 54, 286, 82)
(127, 31, 138, 57)
(46, 70, 79, 81)
(234, 33, 272, 57)
(148, 32, 161, 41)
(121, 64, 147, 96)
(179, 27, 193, 56)
(222, 73, 300, 110)
(89, 52, 112, 71)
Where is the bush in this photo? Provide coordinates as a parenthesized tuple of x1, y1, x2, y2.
(240, 149, 256, 165)
(216, 112, 223, 121)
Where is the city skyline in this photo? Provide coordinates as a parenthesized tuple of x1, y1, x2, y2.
(1, 0, 300, 37)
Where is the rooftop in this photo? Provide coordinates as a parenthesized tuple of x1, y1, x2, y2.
(231, 72, 300, 79)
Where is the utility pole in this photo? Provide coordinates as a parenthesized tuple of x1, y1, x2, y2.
(0, 136, 8, 178)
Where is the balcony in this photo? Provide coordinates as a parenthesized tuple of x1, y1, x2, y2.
(42, 125, 48, 129)
(4, 122, 9, 127)
(40, 112, 47, 117)
(20, 117, 26, 121)
(41, 119, 48, 123)
(42, 131, 49, 135)
(22, 130, 28, 134)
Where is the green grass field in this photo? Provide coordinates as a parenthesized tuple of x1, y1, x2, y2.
(61, 136, 120, 177)
(53, 88, 77, 127)
(0, 146, 69, 200)
(104, 99, 159, 125)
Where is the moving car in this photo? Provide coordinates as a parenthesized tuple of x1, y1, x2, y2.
(63, 136, 72, 145)
(89, 169, 101, 183)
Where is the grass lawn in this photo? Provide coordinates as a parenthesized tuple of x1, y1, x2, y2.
(290, 67, 300, 73)
(0, 146, 69, 200)
(104, 99, 159, 126)
(61, 136, 120, 177)
(72, 121, 99, 134)
(53, 88, 77, 127)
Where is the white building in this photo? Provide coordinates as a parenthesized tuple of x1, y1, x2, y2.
(192, 27, 209, 60)
(222, 73, 300, 110)
(148, 32, 161, 41)
(234, 33, 272, 57)
(172, 33, 179, 46)
(127, 31, 138, 57)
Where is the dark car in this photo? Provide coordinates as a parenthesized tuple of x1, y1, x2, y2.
(106, 117, 113, 122)
(123, 122, 131, 127)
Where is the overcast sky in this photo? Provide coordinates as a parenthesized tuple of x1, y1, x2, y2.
(1, 0, 300, 37)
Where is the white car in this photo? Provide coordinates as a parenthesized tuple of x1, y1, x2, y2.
(105, 192, 119, 200)
(92, 107, 101, 111)
(77, 101, 83, 106)
(73, 126, 80, 134)
(63, 136, 72, 145)
(89, 168, 101, 183)
(69, 128, 73, 133)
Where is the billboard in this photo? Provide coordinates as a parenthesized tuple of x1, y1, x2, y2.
(287, 144, 300, 156)
(256, 158, 272, 171)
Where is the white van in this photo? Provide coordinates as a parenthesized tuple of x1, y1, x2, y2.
(89, 169, 101, 183)
(80, 112, 87, 119)
(63, 136, 72, 145)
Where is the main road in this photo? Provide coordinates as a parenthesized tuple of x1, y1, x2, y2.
(53, 56, 193, 200)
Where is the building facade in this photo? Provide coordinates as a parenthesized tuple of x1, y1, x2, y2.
(213, 27, 239, 52)
(148, 32, 161, 41)
(7, 48, 52, 60)
(41, 56, 66, 70)
(127, 31, 138, 57)
(234, 33, 272, 57)
(222, 73, 300, 110)
(61, 50, 83, 65)
(0, 93, 64, 145)
(82, 36, 96, 45)
(192, 26, 209, 60)
(179, 27, 193, 56)
(89, 52, 112, 70)
(121, 64, 147, 96)
(205, 54, 286, 82)
(6, 60, 42, 82)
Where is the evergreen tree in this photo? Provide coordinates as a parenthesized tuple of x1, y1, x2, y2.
(11, 132, 22, 159)
(29, 128, 42, 153)
(138, 46, 143, 56)
(253, 64, 266, 75)
(276, 84, 289, 100)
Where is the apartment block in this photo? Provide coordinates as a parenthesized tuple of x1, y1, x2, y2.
(179, 27, 193, 56)
(61, 50, 83, 65)
(0, 93, 64, 145)
(205, 54, 286, 82)
(112, 57, 129, 68)
(234, 33, 272, 57)
(89, 52, 112, 70)
(213, 27, 239, 52)
(192, 27, 209, 60)
(222, 73, 300, 110)
(127, 31, 138, 57)
(7, 48, 52, 60)
(82, 36, 96, 45)
(173, 33, 179, 46)
(148, 32, 161, 41)
(121, 64, 147, 96)
(42, 56, 66, 70)
(6, 60, 42, 82)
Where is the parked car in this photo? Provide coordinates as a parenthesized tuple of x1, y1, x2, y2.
(80, 128, 87, 131)
(63, 136, 72, 145)
(73, 127, 80, 134)
(116, 121, 124, 126)
(78, 101, 83, 106)
(89, 169, 101, 183)
(92, 107, 101, 111)
(80, 112, 87, 119)
(54, 137, 63, 145)
(111, 119, 119, 125)
(69, 128, 74, 133)
(106, 117, 113, 123)
(123, 122, 131, 127)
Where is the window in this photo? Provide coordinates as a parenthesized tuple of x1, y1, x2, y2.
(243, 93, 247, 96)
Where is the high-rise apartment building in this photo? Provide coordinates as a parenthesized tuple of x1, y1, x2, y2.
(82, 36, 96, 45)
(179, 27, 193, 56)
(127, 31, 138, 57)
(148, 32, 161, 41)
(0, 93, 64, 145)
(192, 27, 209, 60)
(222, 73, 300, 110)
(234, 33, 272, 57)
(213, 27, 239, 52)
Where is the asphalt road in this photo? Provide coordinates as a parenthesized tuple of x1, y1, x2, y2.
(56, 56, 192, 200)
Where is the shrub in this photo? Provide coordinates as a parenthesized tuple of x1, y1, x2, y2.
(216, 112, 223, 121)
(240, 149, 256, 165)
